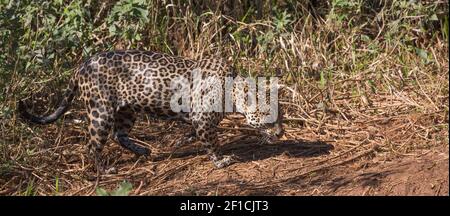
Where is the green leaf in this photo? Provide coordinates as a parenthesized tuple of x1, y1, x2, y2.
(443, 16, 449, 40)
(319, 70, 326, 89)
(135, 33, 141, 41)
(429, 14, 438, 21)
(95, 187, 110, 196)
(361, 34, 371, 42)
(111, 181, 133, 196)
(109, 25, 117, 35)
(135, 8, 149, 22)
(55, 177, 59, 194)
(415, 48, 428, 61)
(24, 180, 35, 196)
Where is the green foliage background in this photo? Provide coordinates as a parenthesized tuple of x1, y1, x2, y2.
(0, 0, 448, 127)
(0, 0, 448, 138)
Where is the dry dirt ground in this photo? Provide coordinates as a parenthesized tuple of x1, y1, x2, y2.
(1, 110, 448, 196)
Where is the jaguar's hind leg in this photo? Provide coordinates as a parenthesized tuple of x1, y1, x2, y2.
(113, 106, 150, 156)
(86, 103, 113, 174)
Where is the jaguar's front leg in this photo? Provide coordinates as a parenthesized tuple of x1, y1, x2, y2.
(193, 120, 236, 168)
(208, 149, 236, 169)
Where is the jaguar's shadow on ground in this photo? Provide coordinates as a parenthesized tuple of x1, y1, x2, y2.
(222, 138, 334, 163)
(150, 137, 334, 163)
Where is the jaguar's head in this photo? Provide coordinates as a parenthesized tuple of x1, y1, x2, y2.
(233, 75, 284, 142)
(243, 106, 284, 141)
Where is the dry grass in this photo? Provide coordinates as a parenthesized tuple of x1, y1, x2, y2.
(0, 1, 448, 195)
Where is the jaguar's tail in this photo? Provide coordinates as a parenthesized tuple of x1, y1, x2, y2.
(18, 78, 78, 125)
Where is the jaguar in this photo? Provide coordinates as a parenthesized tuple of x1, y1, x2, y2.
(18, 50, 284, 171)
